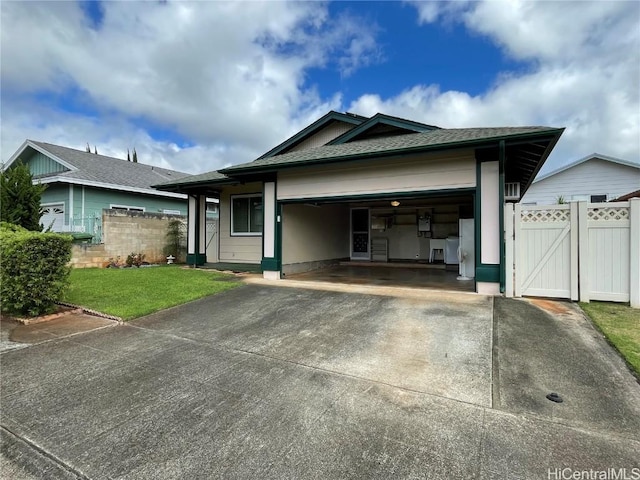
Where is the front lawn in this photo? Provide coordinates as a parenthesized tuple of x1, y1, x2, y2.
(580, 302, 640, 376)
(65, 266, 240, 320)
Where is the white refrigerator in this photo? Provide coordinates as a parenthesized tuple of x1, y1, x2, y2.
(458, 218, 475, 279)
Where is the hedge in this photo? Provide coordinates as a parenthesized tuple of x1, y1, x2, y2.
(0, 222, 72, 317)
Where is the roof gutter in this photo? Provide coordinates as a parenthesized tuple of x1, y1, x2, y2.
(35, 176, 187, 199)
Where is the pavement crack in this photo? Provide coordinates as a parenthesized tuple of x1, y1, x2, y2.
(1, 424, 90, 479)
(490, 296, 501, 410)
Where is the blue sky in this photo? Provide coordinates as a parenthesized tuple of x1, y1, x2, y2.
(1, 1, 638, 175)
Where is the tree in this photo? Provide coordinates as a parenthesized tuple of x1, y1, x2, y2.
(94, 145, 98, 155)
(86, 143, 91, 153)
(132, 148, 138, 163)
(0, 162, 47, 231)
(127, 149, 131, 162)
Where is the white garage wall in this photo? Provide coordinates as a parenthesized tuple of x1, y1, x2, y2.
(277, 149, 476, 200)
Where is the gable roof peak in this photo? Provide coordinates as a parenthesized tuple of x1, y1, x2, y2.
(533, 152, 640, 183)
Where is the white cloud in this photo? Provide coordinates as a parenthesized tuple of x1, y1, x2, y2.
(364, 0, 640, 172)
(2, 0, 638, 177)
(0, 1, 380, 173)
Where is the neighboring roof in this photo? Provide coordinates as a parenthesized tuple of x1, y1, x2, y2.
(327, 113, 439, 145)
(533, 153, 640, 183)
(612, 189, 640, 201)
(5, 140, 191, 198)
(257, 111, 366, 159)
(222, 126, 562, 174)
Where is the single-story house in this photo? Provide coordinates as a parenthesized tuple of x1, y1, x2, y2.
(520, 153, 640, 205)
(155, 111, 564, 295)
(4, 140, 197, 236)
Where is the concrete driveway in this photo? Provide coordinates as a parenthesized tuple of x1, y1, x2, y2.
(1, 285, 639, 479)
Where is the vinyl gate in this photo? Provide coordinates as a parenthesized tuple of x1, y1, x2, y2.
(505, 199, 639, 307)
(206, 219, 218, 263)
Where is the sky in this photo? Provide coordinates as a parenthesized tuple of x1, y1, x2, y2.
(1, 0, 639, 176)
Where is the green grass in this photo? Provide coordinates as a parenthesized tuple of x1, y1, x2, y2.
(580, 302, 640, 375)
(65, 266, 240, 320)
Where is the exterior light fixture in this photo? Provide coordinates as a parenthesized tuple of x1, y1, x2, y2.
(390, 200, 400, 207)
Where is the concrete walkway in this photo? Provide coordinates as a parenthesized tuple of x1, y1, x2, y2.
(1, 285, 638, 479)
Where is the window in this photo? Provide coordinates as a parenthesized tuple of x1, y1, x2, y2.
(110, 204, 145, 212)
(590, 194, 607, 203)
(231, 194, 262, 235)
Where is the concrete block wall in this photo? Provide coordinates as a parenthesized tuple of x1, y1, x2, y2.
(70, 210, 186, 268)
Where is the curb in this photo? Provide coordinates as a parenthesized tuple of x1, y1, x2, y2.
(56, 301, 124, 324)
(14, 307, 84, 326)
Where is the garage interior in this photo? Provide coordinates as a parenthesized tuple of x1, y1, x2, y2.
(281, 193, 476, 292)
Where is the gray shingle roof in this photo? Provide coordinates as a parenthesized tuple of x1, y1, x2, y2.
(223, 126, 560, 173)
(29, 141, 191, 191)
(153, 169, 231, 188)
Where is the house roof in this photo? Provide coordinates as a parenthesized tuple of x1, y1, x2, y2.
(222, 126, 561, 174)
(612, 189, 640, 201)
(5, 140, 192, 199)
(155, 123, 563, 195)
(533, 153, 640, 183)
(326, 112, 439, 145)
(256, 111, 366, 159)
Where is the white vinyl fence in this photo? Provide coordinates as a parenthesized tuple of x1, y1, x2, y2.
(505, 198, 639, 308)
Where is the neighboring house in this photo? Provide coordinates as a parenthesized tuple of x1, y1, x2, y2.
(4, 140, 193, 237)
(156, 111, 563, 295)
(520, 153, 640, 205)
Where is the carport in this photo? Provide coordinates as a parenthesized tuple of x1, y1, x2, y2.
(154, 110, 564, 296)
(278, 191, 476, 292)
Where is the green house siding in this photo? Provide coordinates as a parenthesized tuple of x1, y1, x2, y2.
(40, 185, 71, 225)
(25, 151, 69, 177)
(80, 188, 187, 219)
(40, 184, 187, 228)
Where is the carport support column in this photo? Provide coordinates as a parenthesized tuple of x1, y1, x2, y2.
(186, 194, 207, 266)
(476, 147, 501, 295)
(261, 181, 281, 279)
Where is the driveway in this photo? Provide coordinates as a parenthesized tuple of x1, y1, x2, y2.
(1, 285, 639, 479)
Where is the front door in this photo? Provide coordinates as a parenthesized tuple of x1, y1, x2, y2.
(350, 207, 370, 260)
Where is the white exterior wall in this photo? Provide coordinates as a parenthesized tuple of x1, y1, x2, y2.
(287, 122, 356, 153)
(521, 159, 640, 205)
(218, 183, 263, 264)
(282, 203, 350, 265)
(277, 149, 476, 200)
(480, 161, 500, 265)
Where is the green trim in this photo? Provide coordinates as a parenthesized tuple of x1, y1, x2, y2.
(476, 265, 500, 283)
(221, 129, 564, 176)
(499, 140, 506, 293)
(186, 253, 207, 266)
(327, 113, 438, 145)
(279, 187, 476, 205)
(275, 201, 282, 270)
(257, 111, 364, 159)
(261, 258, 279, 271)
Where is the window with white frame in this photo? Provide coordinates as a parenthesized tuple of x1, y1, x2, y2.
(110, 204, 145, 212)
(590, 194, 607, 203)
(231, 194, 262, 235)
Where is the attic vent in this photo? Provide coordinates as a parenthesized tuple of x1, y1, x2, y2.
(505, 182, 520, 201)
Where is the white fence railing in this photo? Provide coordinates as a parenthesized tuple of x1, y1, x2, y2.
(505, 198, 639, 308)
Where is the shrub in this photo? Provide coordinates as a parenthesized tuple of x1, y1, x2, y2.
(125, 252, 146, 267)
(0, 161, 46, 231)
(0, 222, 72, 316)
(163, 219, 186, 262)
